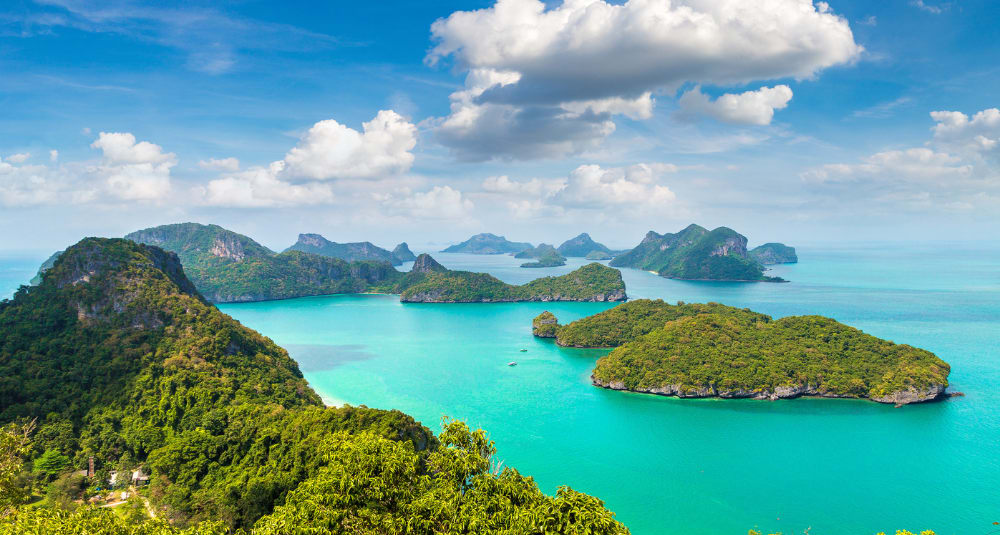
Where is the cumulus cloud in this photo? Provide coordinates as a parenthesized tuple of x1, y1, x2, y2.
(379, 186, 474, 220)
(427, 0, 861, 159)
(198, 157, 240, 172)
(479, 163, 678, 218)
(197, 161, 333, 208)
(0, 132, 174, 207)
(5, 153, 30, 164)
(90, 132, 175, 200)
(198, 110, 417, 207)
(676, 85, 793, 125)
(930, 108, 1000, 158)
(802, 148, 972, 183)
(283, 110, 417, 179)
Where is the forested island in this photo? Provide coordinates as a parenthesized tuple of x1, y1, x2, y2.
(284, 232, 403, 265)
(556, 233, 614, 257)
(441, 233, 532, 254)
(515, 244, 567, 267)
(392, 242, 417, 262)
(750, 242, 798, 264)
(610, 224, 789, 282)
(381, 254, 624, 302)
(125, 223, 398, 302)
(534, 299, 950, 405)
(0, 238, 628, 533)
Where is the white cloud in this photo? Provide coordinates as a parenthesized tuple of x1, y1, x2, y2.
(553, 163, 677, 208)
(90, 132, 175, 200)
(802, 148, 972, 184)
(5, 153, 30, 164)
(380, 186, 474, 220)
(49, 150, 58, 162)
(482, 175, 563, 196)
(427, 0, 860, 159)
(198, 157, 240, 172)
(198, 161, 333, 208)
(283, 110, 416, 180)
(930, 108, 1000, 158)
(677, 85, 793, 125)
(910, 0, 944, 14)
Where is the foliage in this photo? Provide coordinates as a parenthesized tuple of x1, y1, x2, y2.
(610, 224, 782, 281)
(32, 449, 71, 478)
(592, 312, 950, 400)
(749, 243, 798, 264)
(386, 261, 625, 302)
(0, 422, 33, 516)
(514, 243, 560, 259)
(532, 311, 559, 338)
(1, 237, 627, 533)
(554, 299, 765, 347)
(520, 250, 567, 268)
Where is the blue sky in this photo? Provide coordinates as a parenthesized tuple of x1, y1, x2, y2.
(1, 0, 998, 252)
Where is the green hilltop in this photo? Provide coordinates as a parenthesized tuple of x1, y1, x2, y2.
(0, 237, 629, 534)
(535, 299, 950, 405)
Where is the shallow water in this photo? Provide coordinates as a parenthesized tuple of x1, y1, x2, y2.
(6, 245, 998, 534)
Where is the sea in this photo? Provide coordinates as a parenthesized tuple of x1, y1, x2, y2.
(4, 243, 998, 535)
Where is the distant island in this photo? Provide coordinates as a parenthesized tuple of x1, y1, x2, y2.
(0, 237, 628, 533)
(392, 242, 417, 262)
(285, 232, 402, 265)
(382, 254, 625, 302)
(533, 299, 950, 405)
(515, 244, 567, 268)
(610, 224, 787, 282)
(125, 223, 398, 302)
(442, 233, 532, 254)
(750, 242, 798, 264)
(556, 233, 614, 257)
(585, 251, 614, 260)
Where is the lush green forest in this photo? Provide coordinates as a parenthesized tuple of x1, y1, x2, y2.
(520, 250, 567, 268)
(591, 312, 950, 403)
(610, 224, 784, 281)
(749, 242, 798, 264)
(124, 223, 402, 303)
(383, 256, 625, 302)
(0, 238, 629, 533)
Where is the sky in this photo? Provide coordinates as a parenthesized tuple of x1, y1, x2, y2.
(1, 0, 998, 253)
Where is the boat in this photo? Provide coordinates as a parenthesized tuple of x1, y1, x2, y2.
(507, 361, 517, 366)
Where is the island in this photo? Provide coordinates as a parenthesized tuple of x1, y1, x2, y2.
(0, 237, 629, 533)
(285, 232, 402, 265)
(125, 223, 399, 302)
(585, 251, 614, 260)
(610, 224, 785, 282)
(392, 241, 417, 262)
(515, 244, 567, 267)
(557, 233, 613, 257)
(28, 249, 63, 285)
(533, 299, 950, 405)
(441, 232, 532, 254)
(382, 254, 625, 302)
(750, 242, 798, 264)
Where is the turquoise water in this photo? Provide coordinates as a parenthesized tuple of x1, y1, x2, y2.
(4, 245, 998, 534)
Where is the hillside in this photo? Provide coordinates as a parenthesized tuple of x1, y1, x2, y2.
(285, 233, 402, 266)
(515, 244, 567, 267)
(441, 233, 532, 254)
(382, 254, 625, 302)
(0, 238, 628, 533)
(610, 224, 783, 281)
(514, 243, 560, 259)
(557, 233, 612, 257)
(125, 223, 401, 302)
(750, 242, 798, 264)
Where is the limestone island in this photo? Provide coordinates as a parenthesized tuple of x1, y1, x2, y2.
(610, 224, 789, 282)
(382, 254, 626, 303)
(515, 244, 567, 268)
(532, 299, 951, 405)
(556, 233, 614, 258)
(585, 251, 614, 260)
(750, 242, 798, 264)
(441, 233, 532, 254)
(285, 232, 402, 265)
(392, 242, 417, 262)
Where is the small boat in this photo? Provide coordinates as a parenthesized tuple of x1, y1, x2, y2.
(507, 361, 517, 367)
(519, 349, 527, 352)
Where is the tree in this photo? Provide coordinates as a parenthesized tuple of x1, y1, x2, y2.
(33, 449, 71, 479)
(0, 421, 33, 516)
